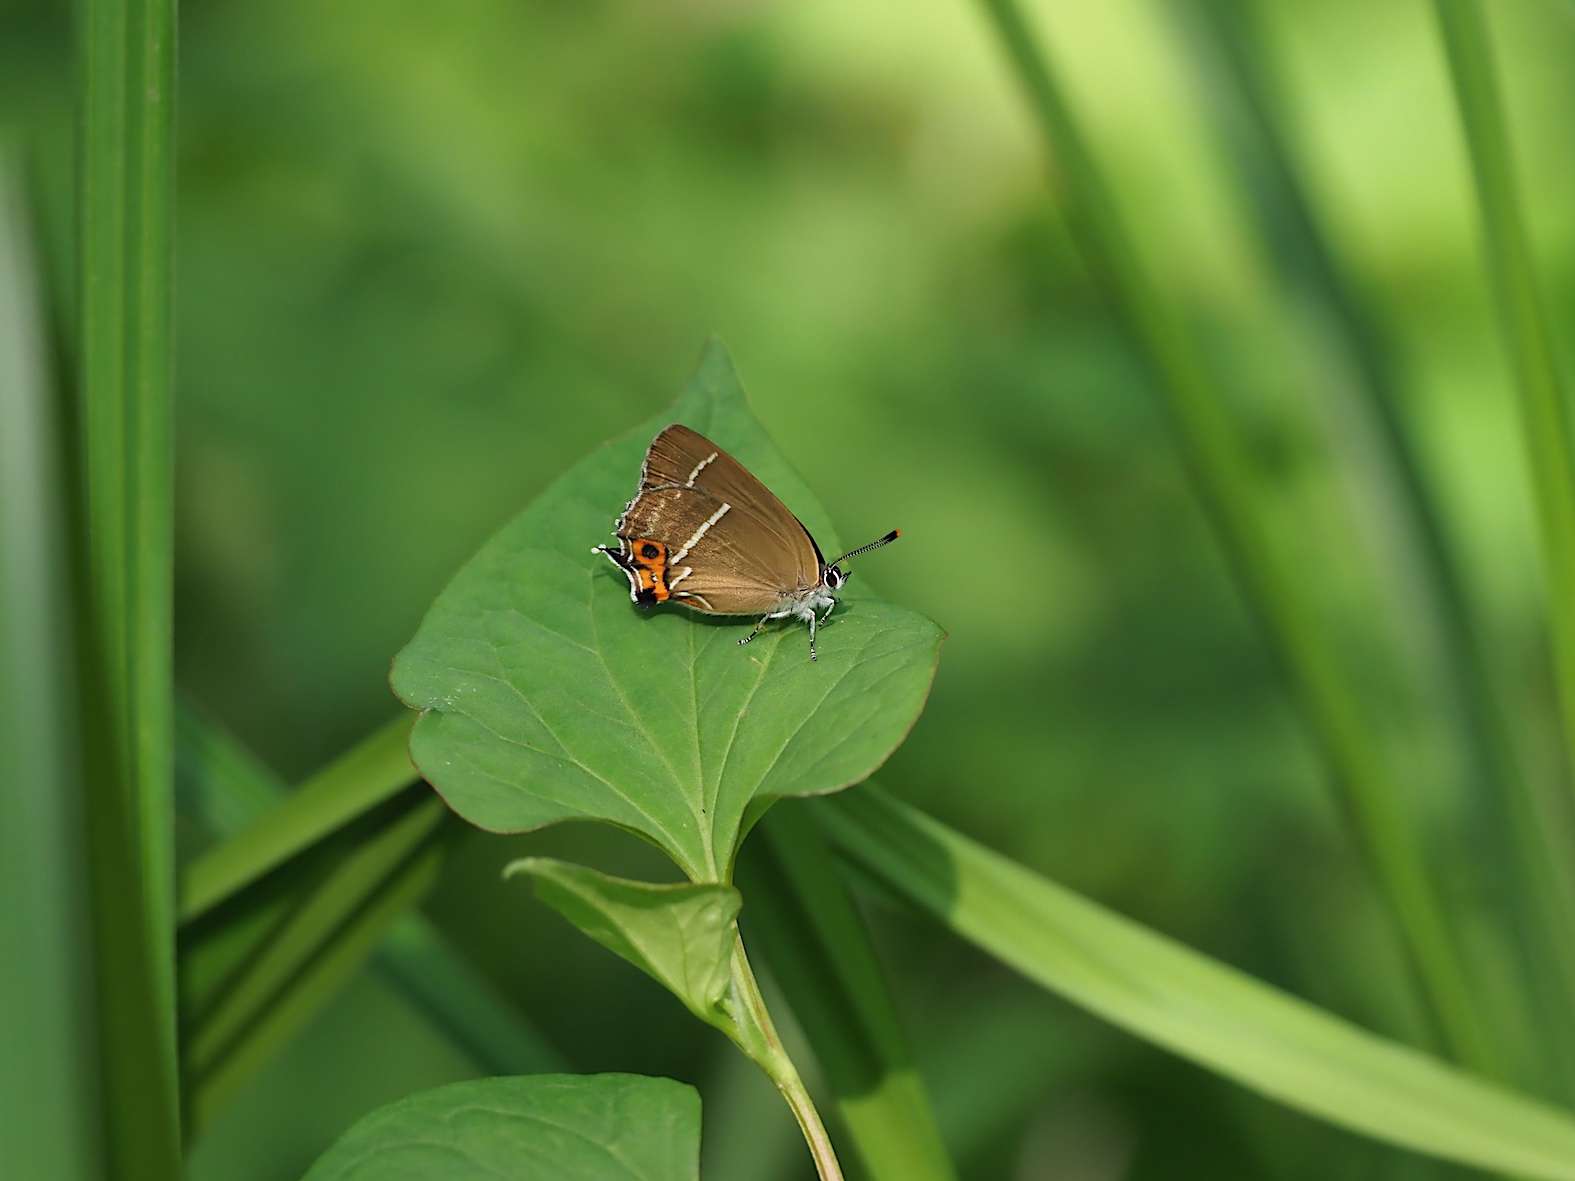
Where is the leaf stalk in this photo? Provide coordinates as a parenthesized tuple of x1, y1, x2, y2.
(720, 934, 846, 1181)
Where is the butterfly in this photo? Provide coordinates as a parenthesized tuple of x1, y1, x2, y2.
(594, 424, 898, 660)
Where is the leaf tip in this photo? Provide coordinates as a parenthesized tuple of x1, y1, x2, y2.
(502, 856, 548, 882)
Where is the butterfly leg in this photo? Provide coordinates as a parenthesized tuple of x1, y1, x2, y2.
(739, 613, 773, 647)
(807, 609, 820, 662)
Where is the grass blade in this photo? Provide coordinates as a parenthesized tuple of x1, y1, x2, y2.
(372, 920, 567, 1077)
(175, 704, 292, 833)
(738, 805, 957, 1181)
(0, 152, 102, 1181)
(176, 707, 564, 1078)
(1432, 0, 1575, 880)
(974, 0, 1491, 1072)
(184, 792, 450, 1128)
(181, 713, 418, 921)
(189, 835, 450, 1128)
(819, 785, 1575, 1180)
(76, 0, 181, 1167)
(1175, 0, 1575, 1091)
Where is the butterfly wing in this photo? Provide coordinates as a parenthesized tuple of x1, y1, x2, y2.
(638, 425, 823, 587)
(614, 485, 797, 614)
(604, 424, 827, 615)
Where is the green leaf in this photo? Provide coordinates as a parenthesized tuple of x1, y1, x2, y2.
(391, 339, 943, 882)
(737, 806, 956, 1181)
(504, 857, 845, 1180)
(819, 785, 1575, 1181)
(300, 1074, 701, 1181)
(508, 858, 741, 1024)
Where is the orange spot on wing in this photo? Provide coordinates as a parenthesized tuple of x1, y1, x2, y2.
(631, 539, 671, 601)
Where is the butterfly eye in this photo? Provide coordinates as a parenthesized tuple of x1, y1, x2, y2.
(826, 567, 846, 590)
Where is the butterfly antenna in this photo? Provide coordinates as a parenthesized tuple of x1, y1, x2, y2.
(831, 529, 900, 568)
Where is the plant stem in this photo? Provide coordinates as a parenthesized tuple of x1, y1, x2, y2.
(738, 806, 957, 1181)
(723, 934, 846, 1181)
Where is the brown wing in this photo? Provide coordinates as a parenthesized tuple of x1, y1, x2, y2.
(636, 425, 822, 588)
(617, 485, 799, 615)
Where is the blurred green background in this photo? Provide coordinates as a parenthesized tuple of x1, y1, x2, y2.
(8, 0, 1575, 1176)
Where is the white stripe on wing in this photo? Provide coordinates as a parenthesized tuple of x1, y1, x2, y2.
(685, 452, 719, 487)
(671, 502, 730, 564)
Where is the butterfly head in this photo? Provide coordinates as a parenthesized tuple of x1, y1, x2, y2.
(824, 529, 900, 591)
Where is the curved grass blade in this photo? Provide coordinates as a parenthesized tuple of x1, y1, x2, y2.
(181, 714, 418, 921)
(819, 785, 1575, 1181)
(184, 793, 450, 1128)
(176, 707, 565, 1082)
(391, 340, 943, 883)
(301, 1074, 701, 1181)
(190, 838, 448, 1129)
(371, 919, 568, 1077)
(973, 0, 1490, 1073)
(184, 794, 446, 1068)
(737, 805, 957, 1181)
(0, 152, 101, 1181)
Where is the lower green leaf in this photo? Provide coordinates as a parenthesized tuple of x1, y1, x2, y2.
(506, 858, 847, 1178)
(300, 1073, 700, 1181)
(507, 858, 741, 1024)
